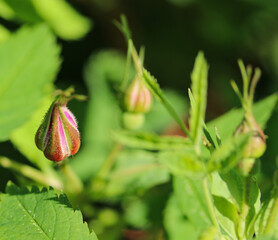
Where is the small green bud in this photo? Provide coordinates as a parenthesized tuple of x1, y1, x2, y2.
(234, 116, 266, 159)
(122, 112, 145, 130)
(124, 76, 152, 113)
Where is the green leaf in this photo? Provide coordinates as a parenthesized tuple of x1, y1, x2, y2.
(160, 150, 205, 177)
(164, 194, 199, 240)
(173, 176, 213, 232)
(207, 93, 278, 143)
(0, 182, 98, 240)
(2, 0, 92, 40)
(189, 51, 208, 148)
(211, 173, 238, 239)
(220, 170, 261, 239)
(103, 150, 169, 198)
(113, 131, 192, 151)
(32, 0, 92, 40)
(10, 92, 57, 175)
(207, 134, 250, 172)
(255, 236, 277, 240)
(0, 24, 60, 141)
(0, 24, 10, 43)
(3, 0, 42, 22)
(256, 197, 278, 238)
(71, 50, 127, 180)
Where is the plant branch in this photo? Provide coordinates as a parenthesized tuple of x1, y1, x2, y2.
(97, 143, 123, 179)
(0, 156, 63, 189)
(58, 159, 83, 194)
(202, 176, 221, 233)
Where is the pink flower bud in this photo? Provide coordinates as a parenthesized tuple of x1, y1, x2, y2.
(125, 77, 152, 113)
(35, 100, 80, 162)
(234, 116, 266, 159)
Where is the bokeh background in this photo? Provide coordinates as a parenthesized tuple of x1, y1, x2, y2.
(0, 1, 277, 239)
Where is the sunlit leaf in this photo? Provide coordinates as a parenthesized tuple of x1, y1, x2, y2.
(164, 195, 199, 240)
(207, 134, 250, 172)
(113, 131, 192, 151)
(189, 51, 208, 148)
(0, 24, 60, 141)
(0, 182, 98, 240)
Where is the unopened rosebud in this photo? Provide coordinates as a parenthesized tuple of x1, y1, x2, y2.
(124, 77, 152, 113)
(234, 116, 266, 159)
(35, 99, 80, 162)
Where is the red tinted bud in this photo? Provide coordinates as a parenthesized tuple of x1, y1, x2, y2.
(35, 100, 80, 162)
(234, 116, 266, 159)
(124, 77, 152, 113)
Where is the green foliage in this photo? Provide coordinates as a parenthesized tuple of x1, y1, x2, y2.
(256, 195, 278, 238)
(1, 0, 91, 40)
(143, 68, 190, 136)
(189, 51, 208, 149)
(173, 176, 213, 232)
(10, 94, 56, 174)
(0, 25, 60, 141)
(0, 182, 97, 240)
(207, 93, 278, 143)
(207, 134, 250, 172)
(71, 50, 126, 180)
(113, 131, 191, 151)
(160, 150, 205, 177)
(164, 195, 199, 240)
(104, 150, 169, 197)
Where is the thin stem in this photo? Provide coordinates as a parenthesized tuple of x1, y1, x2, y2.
(230, 79, 243, 103)
(97, 143, 122, 179)
(249, 68, 261, 104)
(0, 157, 63, 189)
(139, 45, 145, 64)
(131, 43, 143, 76)
(264, 191, 278, 235)
(238, 60, 249, 104)
(109, 163, 158, 179)
(237, 177, 250, 240)
(120, 39, 133, 91)
(59, 160, 83, 194)
(202, 176, 221, 233)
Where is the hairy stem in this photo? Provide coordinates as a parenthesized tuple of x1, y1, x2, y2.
(202, 176, 221, 233)
(97, 143, 122, 179)
(0, 156, 63, 189)
(59, 159, 83, 194)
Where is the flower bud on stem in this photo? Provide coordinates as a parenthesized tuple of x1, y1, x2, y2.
(35, 87, 85, 162)
(232, 60, 266, 175)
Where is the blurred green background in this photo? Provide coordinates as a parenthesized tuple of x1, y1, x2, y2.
(1, 0, 277, 187)
(0, 1, 277, 239)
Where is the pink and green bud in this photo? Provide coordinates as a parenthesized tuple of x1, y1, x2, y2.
(234, 116, 266, 159)
(124, 77, 152, 113)
(35, 99, 80, 162)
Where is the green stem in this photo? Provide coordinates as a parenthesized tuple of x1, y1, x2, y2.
(237, 177, 249, 240)
(0, 157, 63, 189)
(59, 160, 83, 194)
(97, 143, 122, 179)
(202, 176, 221, 233)
(264, 191, 278, 235)
(109, 163, 158, 179)
(120, 39, 133, 91)
(131, 42, 143, 76)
